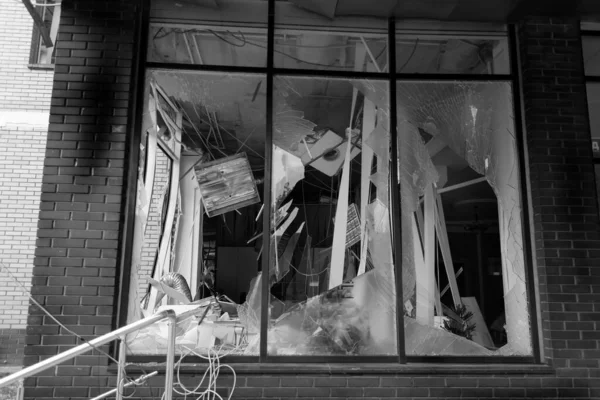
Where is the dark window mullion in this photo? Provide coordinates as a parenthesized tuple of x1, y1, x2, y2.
(388, 16, 406, 364)
(259, 0, 275, 362)
(509, 23, 542, 363)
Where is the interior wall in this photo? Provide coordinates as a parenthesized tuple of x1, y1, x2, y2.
(216, 247, 258, 303)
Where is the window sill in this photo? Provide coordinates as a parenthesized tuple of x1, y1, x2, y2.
(27, 63, 54, 70)
(114, 362, 554, 376)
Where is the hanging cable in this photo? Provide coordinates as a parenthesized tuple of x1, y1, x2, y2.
(0, 262, 160, 395)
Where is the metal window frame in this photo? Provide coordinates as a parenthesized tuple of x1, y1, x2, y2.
(117, 0, 539, 366)
(581, 31, 600, 164)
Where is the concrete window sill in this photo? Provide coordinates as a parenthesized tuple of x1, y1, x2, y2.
(113, 362, 554, 376)
(27, 64, 54, 70)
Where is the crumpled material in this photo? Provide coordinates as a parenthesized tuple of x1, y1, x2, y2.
(404, 316, 494, 356)
(272, 145, 305, 208)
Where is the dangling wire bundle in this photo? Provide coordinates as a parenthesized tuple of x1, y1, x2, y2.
(164, 344, 238, 400)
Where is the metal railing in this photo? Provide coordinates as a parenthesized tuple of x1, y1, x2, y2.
(0, 309, 178, 400)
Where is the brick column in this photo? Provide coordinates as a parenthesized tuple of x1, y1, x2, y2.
(23, 1, 140, 398)
(0, 0, 53, 367)
(519, 16, 600, 386)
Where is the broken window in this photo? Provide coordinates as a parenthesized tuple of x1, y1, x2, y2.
(126, 70, 266, 356)
(147, 0, 267, 67)
(263, 76, 397, 355)
(274, 3, 387, 72)
(126, 0, 534, 361)
(396, 22, 509, 74)
(398, 81, 532, 356)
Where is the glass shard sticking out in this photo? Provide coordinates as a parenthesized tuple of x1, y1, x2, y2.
(127, 69, 266, 356)
(274, 2, 387, 72)
(266, 76, 397, 356)
(398, 80, 532, 356)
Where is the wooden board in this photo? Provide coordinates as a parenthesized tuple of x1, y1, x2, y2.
(146, 84, 183, 314)
(434, 189, 462, 306)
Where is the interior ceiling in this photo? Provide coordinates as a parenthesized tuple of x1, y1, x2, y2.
(289, 0, 600, 21)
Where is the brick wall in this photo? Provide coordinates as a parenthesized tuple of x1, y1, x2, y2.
(0, 0, 53, 366)
(0, 329, 25, 366)
(22, 0, 138, 396)
(101, 372, 595, 399)
(22, 7, 600, 400)
(0, 0, 53, 112)
(519, 17, 600, 389)
(138, 151, 170, 299)
(0, 125, 48, 359)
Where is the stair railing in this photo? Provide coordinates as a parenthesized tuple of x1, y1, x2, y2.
(0, 309, 177, 400)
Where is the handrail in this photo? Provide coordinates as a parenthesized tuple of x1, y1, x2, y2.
(90, 371, 159, 400)
(0, 309, 177, 399)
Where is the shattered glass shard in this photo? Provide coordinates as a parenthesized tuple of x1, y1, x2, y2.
(404, 317, 494, 356)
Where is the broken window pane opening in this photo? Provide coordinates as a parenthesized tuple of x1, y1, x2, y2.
(395, 22, 510, 75)
(148, 0, 268, 67)
(273, 31, 388, 72)
(398, 80, 532, 356)
(127, 69, 267, 356)
(125, 74, 532, 358)
(148, 24, 269, 67)
(273, 1, 388, 73)
(264, 76, 397, 356)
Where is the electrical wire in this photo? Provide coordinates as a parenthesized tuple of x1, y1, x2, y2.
(397, 38, 419, 72)
(0, 262, 160, 396)
(153, 27, 387, 70)
(0, 263, 121, 365)
(167, 344, 238, 400)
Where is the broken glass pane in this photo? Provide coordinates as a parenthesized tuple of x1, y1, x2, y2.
(127, 69, 266, 356)
(398, 80, 532, 356)
(148, 0, 267, 67)
(396, 22, 509, 74)
(266, 76, 397, 356)
(274, 2, 387, 72)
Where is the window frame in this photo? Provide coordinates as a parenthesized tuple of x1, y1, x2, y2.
(582, 28, 600, 162)
(581, 27, 600, 290)
(27, 0, 61, 67)
(116, 0, 540, 365)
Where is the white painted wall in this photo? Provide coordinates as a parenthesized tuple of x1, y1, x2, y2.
(0, 0, 53, 330)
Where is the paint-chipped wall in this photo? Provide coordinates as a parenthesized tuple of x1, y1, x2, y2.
(0, 0, 53, 366)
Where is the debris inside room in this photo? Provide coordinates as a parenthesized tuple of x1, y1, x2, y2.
(125, 14, 531, 358)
